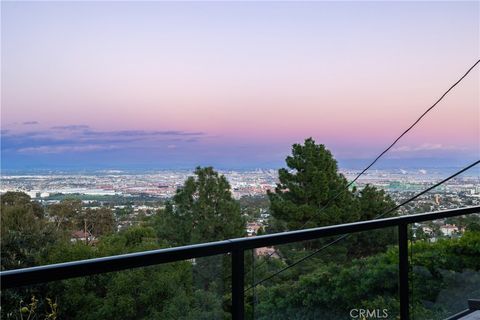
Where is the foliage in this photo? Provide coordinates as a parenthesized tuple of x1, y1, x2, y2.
(1, 192, 59, 270)
(81, 207, 115, 238)
(153, 167, 246, 303)
(268, 138, 357, 231)
(253, 231, 480, 319)
(47, 199, 82, 236)
(155, 166, 245, 246)
(47, 199, 115, 241)
(348, 185, 396, 257)
(42, 226, 225, 320)
(267, 138, 397, 264)
(239, 195, 270, 219)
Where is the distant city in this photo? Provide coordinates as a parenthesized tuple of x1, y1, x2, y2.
(2, 167, 478, 208)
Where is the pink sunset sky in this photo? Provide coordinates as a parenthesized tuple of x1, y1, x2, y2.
(1, 1, 479, 169)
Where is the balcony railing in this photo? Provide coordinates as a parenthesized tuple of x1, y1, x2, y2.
(2, 206, 480, 319)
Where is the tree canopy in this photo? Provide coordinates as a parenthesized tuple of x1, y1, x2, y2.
(267, 138, 396, 260)
(268, 138, 358, 231)
(156, 166, 245, 246)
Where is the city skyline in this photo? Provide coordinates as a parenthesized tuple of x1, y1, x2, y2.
(2, 1, 479, 170)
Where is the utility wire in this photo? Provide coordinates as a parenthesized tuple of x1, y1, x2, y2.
(248, 59, 480, 274)
(244, 160, 480, 292)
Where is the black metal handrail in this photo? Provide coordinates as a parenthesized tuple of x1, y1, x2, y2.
(2, 205, 479, 319)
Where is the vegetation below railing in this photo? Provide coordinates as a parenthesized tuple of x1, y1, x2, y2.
(254, 231, 480, 320)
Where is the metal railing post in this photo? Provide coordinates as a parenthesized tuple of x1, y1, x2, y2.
(232, 249, 245, 320)
(398, 223, 409, 319)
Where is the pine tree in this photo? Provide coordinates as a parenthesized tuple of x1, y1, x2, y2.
(157, 166, 245, 245)
(155, 166, 245, 294)
(267, 138, 397, 262)
(268, 138, 358, 231)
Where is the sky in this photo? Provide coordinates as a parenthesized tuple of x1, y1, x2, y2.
(1, 1, 479, 170)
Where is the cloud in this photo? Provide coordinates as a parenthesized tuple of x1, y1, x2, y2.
(51, 125, 90, 130)
(17, 145, 118, 154)
(82, 129, 204, 137)
(22, 121, 39, 125)
(2, 125, 207, 155)
(392, 143, 466, 152)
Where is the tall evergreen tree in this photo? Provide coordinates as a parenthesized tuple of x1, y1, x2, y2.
(350, 184, 396, 257)
(267, 138, 397, 263)
(157, 166, 245, 246)
(155, 166, 246, 298)
(268, 138, 358, 232)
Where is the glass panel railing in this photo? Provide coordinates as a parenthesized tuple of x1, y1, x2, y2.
(2, 254, 230, 319)
(410, 215, 480, 319)
(249, 227, 399, 319)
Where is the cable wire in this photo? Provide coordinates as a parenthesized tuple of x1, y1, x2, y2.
(299, 58, 480, 229)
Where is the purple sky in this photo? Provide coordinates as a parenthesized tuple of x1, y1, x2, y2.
(1, 1, 479, 170)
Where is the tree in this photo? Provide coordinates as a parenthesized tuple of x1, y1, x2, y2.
(154, 166, 245, 298)
(267, 138, 358, 232)
(349, 185, 397, 257)
(48, 200, 116, 242)
(1, 192, 60, 319)
(156, 166, 245, 246)
(82, 207, 116, 238)
(267, 139, 397, 263)
(47, 199, 82, 236)
(43, 226, 199, 320)
(1, 192, 58, 270)
(1, 191, 43, 217)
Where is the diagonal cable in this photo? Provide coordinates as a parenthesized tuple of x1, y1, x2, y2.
(299, 58, 479, 229)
